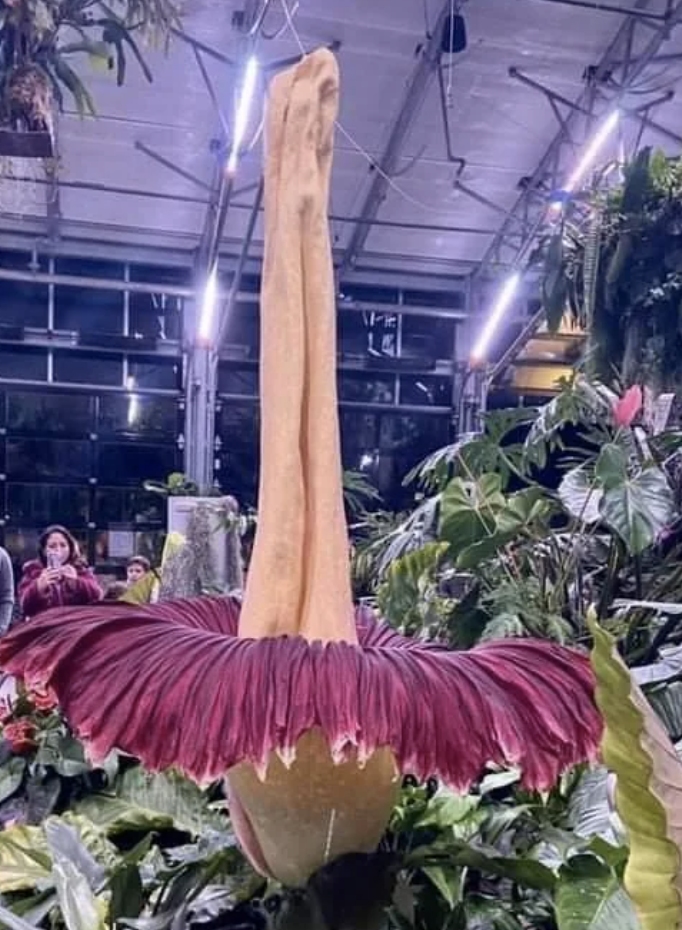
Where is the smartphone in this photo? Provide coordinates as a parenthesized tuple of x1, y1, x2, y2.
(47, 551, 62, 570)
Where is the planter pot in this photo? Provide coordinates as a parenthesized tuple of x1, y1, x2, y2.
(0, 128, 54, 158)
(167, 496, 242, 592)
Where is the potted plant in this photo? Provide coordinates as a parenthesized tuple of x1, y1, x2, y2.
(0, 0, 179, 157)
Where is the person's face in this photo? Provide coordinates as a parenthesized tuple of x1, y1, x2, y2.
(45, 533, 70, 567)
(127, 563, 147, 586)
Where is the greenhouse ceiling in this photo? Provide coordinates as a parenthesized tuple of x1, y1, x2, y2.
(1, 0, 682, 280)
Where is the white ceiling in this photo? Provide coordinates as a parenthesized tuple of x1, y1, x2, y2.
(2, 0, 682, 277)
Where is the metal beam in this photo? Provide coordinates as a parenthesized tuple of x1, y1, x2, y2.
(216, 180, 263, 350)
(524, 0, 669, 20)
(338, 0, 451, 276)
(478, 2, 682, 273)
(509, 67, 682, 147)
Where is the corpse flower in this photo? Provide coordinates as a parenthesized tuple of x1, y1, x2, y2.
(0, 50, 601, 889)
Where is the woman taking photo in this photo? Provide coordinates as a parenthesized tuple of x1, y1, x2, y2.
(19, 525, 102, 618)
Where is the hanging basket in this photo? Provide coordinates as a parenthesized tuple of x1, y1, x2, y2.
(0, 128, 54, 158)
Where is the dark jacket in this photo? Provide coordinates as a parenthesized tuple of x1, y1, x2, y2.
(18, 560, 102, 618)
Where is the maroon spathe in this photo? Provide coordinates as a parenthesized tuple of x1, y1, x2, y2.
(0, 596, 600, 792)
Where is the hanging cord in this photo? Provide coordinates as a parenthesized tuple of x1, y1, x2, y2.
(278, 0, 481, 219)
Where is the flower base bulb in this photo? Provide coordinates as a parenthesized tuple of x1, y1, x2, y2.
(226, 729, 399, 887)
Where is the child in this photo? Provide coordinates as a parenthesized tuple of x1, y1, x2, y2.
(126, 556, 151, 588)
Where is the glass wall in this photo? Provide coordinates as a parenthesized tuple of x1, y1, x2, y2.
(0, 247, 184, 575)
(216, 280, 462, 509)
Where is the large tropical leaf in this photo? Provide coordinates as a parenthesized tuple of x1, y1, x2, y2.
(596, 444, 674, 554)
(74, 767, 224, 836)
(567, 767, 621, 845)
(0, 825, 51, 892)
(555, 857, 641, 930)
(558, 465, 602, 524)
(52, 859, 107, 930)
(590, 619, 682, 930)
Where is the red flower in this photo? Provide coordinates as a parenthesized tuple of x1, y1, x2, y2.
(28, 684, 58, 713)
(0, 50, 602, 889)
(3, 717, 37, 755)
(613, 385, 643, 428)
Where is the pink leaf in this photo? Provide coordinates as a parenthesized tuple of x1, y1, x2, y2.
(613, 385, 643, 428)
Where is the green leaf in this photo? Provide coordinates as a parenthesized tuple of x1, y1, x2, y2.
(543, 232, 570, 333)
(595, 447, 674, 554)
(53, 859, 107, 930)
(416, 791, 481, 833)
(109, 863, 144, 924)
(0, 758, 26, 804)
(52, 57, 97, 116)
(0, 825, 52, 892)
(559, 465, 602, 524)
(0, 903, 42, 930)
(567, 767, 621, 844)
(422, 865, 461, 909)
(45, 818, 106, 890)
(74, 767, 224, 836)
(590, 618, 682, 930)
(555, 857, 641, 930)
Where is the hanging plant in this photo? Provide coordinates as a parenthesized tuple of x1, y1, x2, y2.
(0, 0, 179, 155)
(539, 149, 682, 394)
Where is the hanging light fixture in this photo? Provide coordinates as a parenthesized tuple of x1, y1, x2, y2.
(472, 110, 620, 364)
(227, 56, 260, 176)
(470, 271, 521, 363)
(197, 264, 219, 344)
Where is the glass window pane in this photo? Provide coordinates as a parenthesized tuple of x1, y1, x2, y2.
(338, 372, 394, 405)
(377, 413, 451, 505)
(97, 443, 178, 485)
(215, 403, 259, 504)
(340, 411, 379, 470)
(95, 487, 165, 525)
(7, 438, 91, 480)
(339, 312, 398, 358)
(402, 289, 464, 311)
(98, 395, 178, 439)
(129, 293, 183, 341)
(221, 302, 259, 356)
(54, 288, 123, 334)
(401, 316, 455, 360)
(0, 249, 48, 271)
(0, 280, 48, 327)
(7, 484, 90, 526)
(94, 529, 164, 566)
(127, 357, 180, 391)
(4, 528, 40, 572)
(0, 347, 47, 381)
(53, 351, 123, 386)
(7, 391, 93, 435)
(400, 375, 452, 407)
(55, 257, 125, 280)
(218, 363, 259, 396)
(128, 264, 191, 286)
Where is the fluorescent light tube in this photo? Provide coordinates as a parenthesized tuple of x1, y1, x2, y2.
(471, 272, 522, 363)
(198, 265, 219, 343)
(227, 56, 259, 176)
